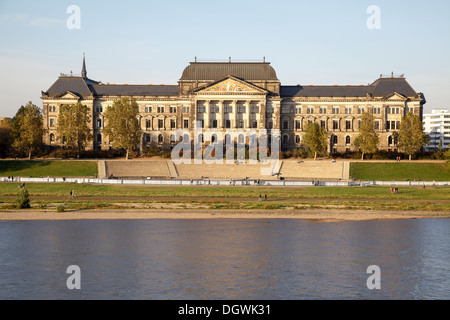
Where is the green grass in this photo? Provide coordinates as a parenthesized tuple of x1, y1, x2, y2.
(0, 160, 98, 177)
(350, 162, 450, 181)
(0, 183, 449, 201)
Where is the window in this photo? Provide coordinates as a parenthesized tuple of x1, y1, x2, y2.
(346, 120, 352, 130)
(283, 121, 289, 130)
(252, 120, 258, 129)
(49, 118, 56, 128)
(182, 106, 190, 113)
(158, 119, 164, 129)
(210, 105, 218, 113)
(96, 118, 102, 128)
(320, 120, 326, 129)
(146, 134, 151, 143)
(157, 106, 165, 113)
(251, 105, 259, 113)
(238, 105, 246, 113)
(170, 119, 176, 129)
(238, 135, 245, 144)
(238, 119, 244, 128)
(146, 119, 152, 129)
(158, 134, 163, 144)
(267, 120, 273, 129)
(345, 136, 351, 145)
(345, 107, 353, 114)
(225, 120, 231, 129)
(48, 105, 56, 112)
(388, 136, 394, 146)
(295, 120, 301, 130)
(295, 107, 302, 114)
(145, 106, 152, 113)
(373, 107, 381, 114)
(224, 105, 232, 113)
(358, 107, 365, 114)
(332, 135, 338, 144)
(96, 106, 103, 113)
(266, 106, 274, 113)
(374, 120, 380, 130)
(332, 106, 340, 114)
(170, 106, 177, 113)
(49, 133, 55, 142)
(333, 120, 339, 130)
(212, 120, 218, 128)
(306, 106, 314, 114)
(296, 135, 301, 144)
(320, 107, 327, 114)
(97, 133, 102, 143)
(183, 119, 189, 129)
(170, 134, 176, 144)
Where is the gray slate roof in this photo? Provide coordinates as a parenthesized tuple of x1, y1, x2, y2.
(281, 78, 418, 98)
(46, 76, 96, 97)
(180, 62, 279, 81)
(91, 84, 178, 96)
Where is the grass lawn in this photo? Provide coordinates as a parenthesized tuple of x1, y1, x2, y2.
(0, 160, 98, 177)
(350, 162, 450, 181)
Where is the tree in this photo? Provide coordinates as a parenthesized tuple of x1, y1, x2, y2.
(0, 118, 13, 158)
(302, 122, 328, 160)
(16, 184, 31, 209)
(57, 103, 92, 158)
(103, 97, 141, 159)
(398, 112, 429, 161)
(354, 112, 379, 160)
(11, 102, 45, 159)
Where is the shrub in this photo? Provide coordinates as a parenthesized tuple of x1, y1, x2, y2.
(56, 205, 65, 212)
(16, 185, 31, 209)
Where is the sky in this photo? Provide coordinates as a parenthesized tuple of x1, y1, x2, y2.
(0, 0, 449, 117)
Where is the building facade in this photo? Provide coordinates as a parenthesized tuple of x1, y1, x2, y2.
(41, 57, 425, 153)
(423, 109, 450, 151)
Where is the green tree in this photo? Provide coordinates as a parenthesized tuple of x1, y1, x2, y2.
(0, 118, 13, 157)
(11, 102, 45, 159)
(57, 103, 93, 158)
(103, 97, 141, 159)
(16, 184, 31, 209)
(398, 112, 429, 161)
(303, 122, 328, 160)
(354, 112, 379, 160)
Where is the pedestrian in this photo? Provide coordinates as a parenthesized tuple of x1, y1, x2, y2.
(422, 184, 426, 189)
(264, 194, 267, 201)
(72, 190, 76, 198)
(258, 194, 262, 201)
(69, 190, 73, 199)
(395, 188, 398, 194)
(390, 187, 393, 193)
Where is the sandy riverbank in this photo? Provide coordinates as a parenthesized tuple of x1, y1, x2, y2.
(1, 208, 449, 223)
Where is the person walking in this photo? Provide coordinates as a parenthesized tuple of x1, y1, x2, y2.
(264, 194, 267, 201)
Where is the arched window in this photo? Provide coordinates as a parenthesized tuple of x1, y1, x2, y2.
(296, 135, 301, 144)
(225, 134, 231, 145)
(331, 135, 338, 144)
(170, 134, 176, 144)
(49, 133, 55, 142)
(345, 136, 351, 145)
(158, 134, 163, 144)
(146, 134, 151, 143)
(97, 133, 102, 143)
(388, 136, 393, 146)
(238, 134, 245, 144)
(211, 134, 217, 143)
(198, 134, 204, 143)
(282, 134, 289, 145)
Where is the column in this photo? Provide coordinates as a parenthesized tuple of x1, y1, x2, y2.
(246, 101, 251, 129)
(205, 100, 210, 129)
(232, 100, 238, 128)
(219, 100, 224, 128)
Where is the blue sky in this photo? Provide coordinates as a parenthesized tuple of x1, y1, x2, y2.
(1, 0, 449, 117)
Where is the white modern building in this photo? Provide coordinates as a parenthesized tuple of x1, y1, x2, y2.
(423, 109, 450, 151)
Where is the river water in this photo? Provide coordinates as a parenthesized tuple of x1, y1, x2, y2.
(0, 218, 448, 300)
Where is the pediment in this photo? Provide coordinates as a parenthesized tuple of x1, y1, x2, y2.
(56, 91, 81, 99)
(193, 76, 267, 94)
(383, 92, 408, 101)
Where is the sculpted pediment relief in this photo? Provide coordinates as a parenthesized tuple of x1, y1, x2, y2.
(194, 76, 267, 94)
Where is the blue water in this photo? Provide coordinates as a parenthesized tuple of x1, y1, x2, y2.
(0, 218, 448, 299)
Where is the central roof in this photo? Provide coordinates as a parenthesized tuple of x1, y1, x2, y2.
(180, 62, 279, 81)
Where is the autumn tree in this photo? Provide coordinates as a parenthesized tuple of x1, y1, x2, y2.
(354, 112, 379, 160)
(57, 103, 92, 158)
(303, 122, 328, 160)
(398, 112, 429, 161)
(11, 102, 45, 159)
(103, 97, 141, 159)
(0, 117, 13, 158)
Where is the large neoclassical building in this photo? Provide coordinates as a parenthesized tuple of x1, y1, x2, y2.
(41, 57, 425, 153)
